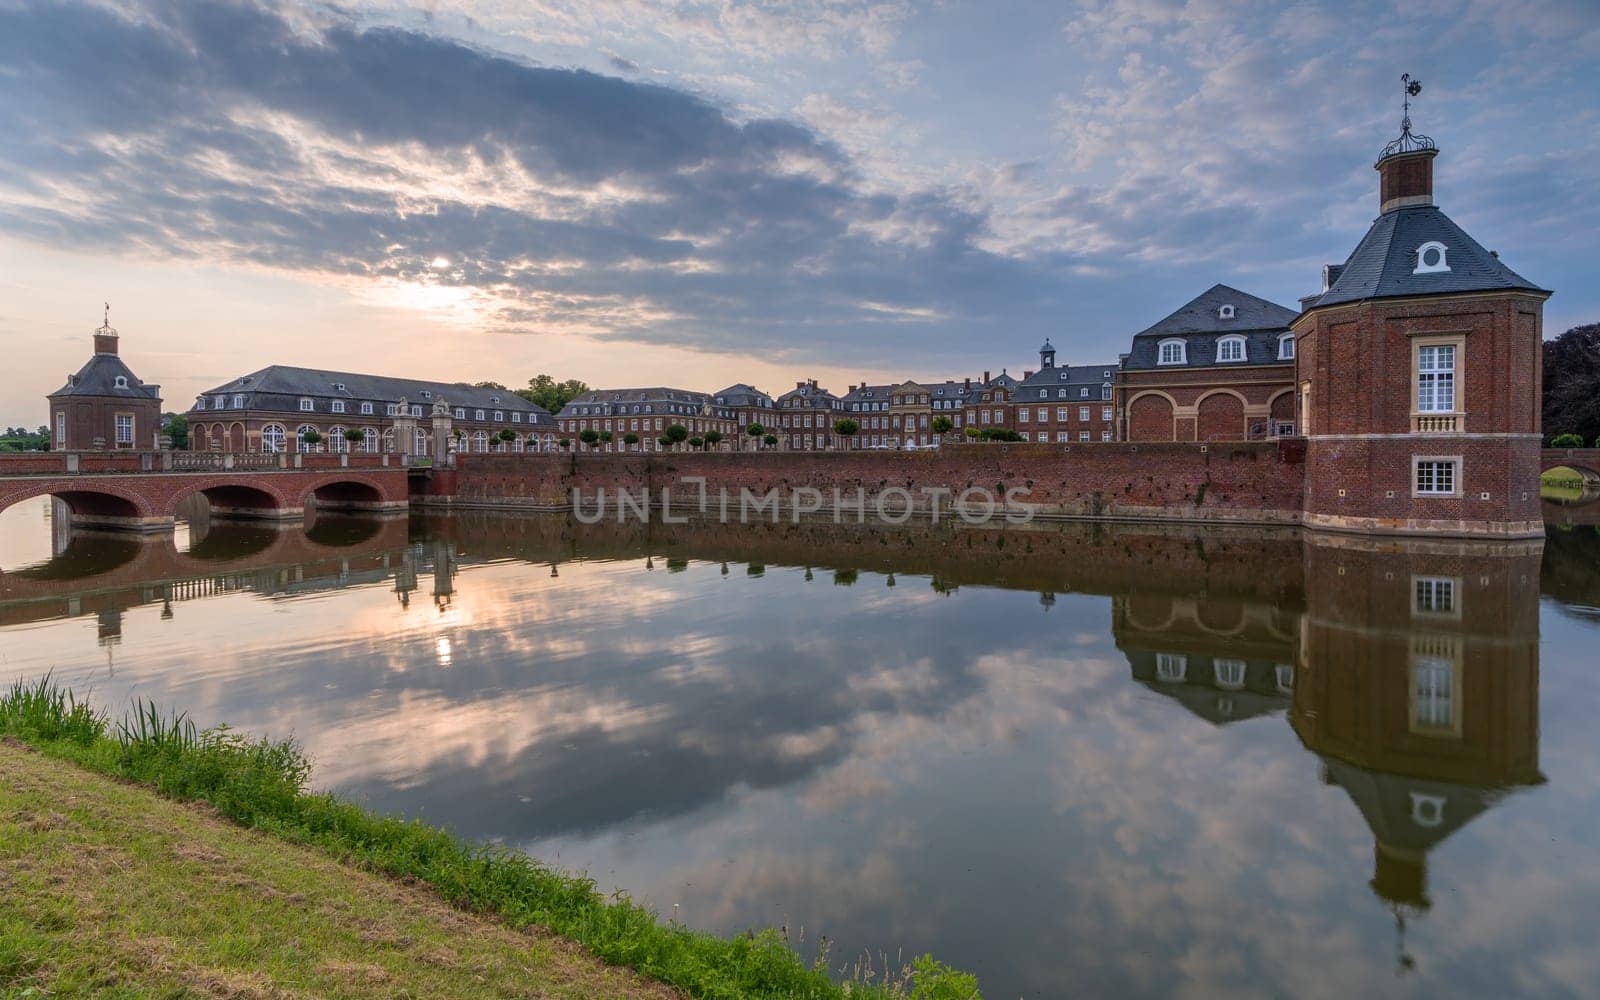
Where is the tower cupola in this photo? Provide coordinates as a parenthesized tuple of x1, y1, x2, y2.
(1376, 74, 1437, 214)
(1039, 339, 1056, 369)
(93, 302, 119, 355)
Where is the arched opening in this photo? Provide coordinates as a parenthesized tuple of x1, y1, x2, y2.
(183, 521, 281, 561)
(180, 484, 289, 527)
(1197, 392, 1245, 442)
(1122, 593, 1175, 632)
(1541, 464, 1600, 505)
(228, 422, 245, 452)
(1128, 394, 1175, 442)
(1195, 598, 1247, 635)
(304, 513, 383, 546)
(310, 480, 389, 516)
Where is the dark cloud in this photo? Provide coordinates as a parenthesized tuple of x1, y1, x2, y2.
(0, 0, 1114, 366)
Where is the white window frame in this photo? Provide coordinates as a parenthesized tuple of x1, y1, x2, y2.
(1216, 335, 1247, 363)
(1158, 339, 1187, 365)
(1414, 240, 1450, 274)
(331, 400, 345, 414)
(360, 402, 374, 415)
(1415, 341, 1458, 414)
(1278, 333, 1295, 360)
(1156, 653, 1187, 683)
(1413, 456, 1462, 498)
(114, 413, 134, 445)
(298, 398, 314, 412)
(261, 423, 287, 453)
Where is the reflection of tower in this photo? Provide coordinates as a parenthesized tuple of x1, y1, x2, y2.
(96, 607, 122, 673)
(1291, 536, 1544, 972)
(394, 542, 420, 608)
(431, 539, 456, 611)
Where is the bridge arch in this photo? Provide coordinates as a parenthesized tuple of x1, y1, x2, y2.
(0, 481, 159, 526)
(170, 482, 294, 520)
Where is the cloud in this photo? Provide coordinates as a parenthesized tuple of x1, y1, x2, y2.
(0, 0, 1101, 368)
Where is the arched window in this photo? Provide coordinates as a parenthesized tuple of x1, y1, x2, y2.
(329, 425, 347, 452)
(114, 375, 128, 388)
(1414, 240, 1450, 274)
(361, 427, 378, 453)
(1156, 653, 1187, 683)
(1214, 659, 1247, 690)
(473, 430, 488, 452)
(1216, 335, 1247, 363)
(381, 428, 395, 453)
(1278, 333, 1295, 360)
(232, 394, 245, 409)
(414, 427, 429, 456)
(1158, 339, 1187, 365)
(260, 423, 287, 453)
(295, 424, 318, 451)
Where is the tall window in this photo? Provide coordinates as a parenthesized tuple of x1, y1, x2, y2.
(1214, 659, 1246, 690)
(362, 427, 377, 453)
(1156, 653, 1187, 683)
(1415, 459, 1458, 496)
(329, 425, 347, 452)
(261, 424, 287, 453)
(296, 424, 317, 450)
(1278, 334, 1295, 360)
(1414, 577, 1457, 615)
(115, 414, 133, 445)
(1217, 336, 1246, 362)
(414, 427, 429, 455)
(1158, 339, 1186, 365)
(232, 394, 244, 408)
(1412, 659, 1455, 733)
(473, 430, 488, 452)
(55, 412, 65, 447)
(1417, 345, 1456, 412)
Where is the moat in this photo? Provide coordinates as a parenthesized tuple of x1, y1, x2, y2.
(2, 495, 1598, 998)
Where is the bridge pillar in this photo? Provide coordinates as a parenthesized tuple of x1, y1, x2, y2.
(68, 511, 177, 533)
(208, 503, 305, 523)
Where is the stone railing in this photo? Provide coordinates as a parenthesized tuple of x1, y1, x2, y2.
(1412, 412, 1460, 434)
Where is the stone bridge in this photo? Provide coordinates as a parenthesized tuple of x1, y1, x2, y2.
(0, 451, 410, 531)
(1542, 447, 1600, 483)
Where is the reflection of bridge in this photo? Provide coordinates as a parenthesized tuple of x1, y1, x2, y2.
(0, 451, 410, 532)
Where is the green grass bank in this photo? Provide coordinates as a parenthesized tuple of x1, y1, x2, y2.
(0, 679, 980, 1000)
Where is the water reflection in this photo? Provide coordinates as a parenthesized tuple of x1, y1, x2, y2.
(0, 497, 1593, 997)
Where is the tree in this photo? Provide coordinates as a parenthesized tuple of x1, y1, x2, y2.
(664, 424, 689, 446)
(496, 428, 517, 451)
(1544, 323, 1600, 446)
(979, 427, 1022, 442)
(688, 436, 704, 449)
(746, 422, 764, 439)
(763, 434, 778, 448)
(300, 428, 323, 448)
(657, 435, 672, 448)
(704, 430, 723, 448)
(1552, 432, 1585, 448)
(343, 428, 366, 447)
(557, 438, 572, 450)
(578, 429, 600, 449)
(517, 374, 590, 413)
(474, 380, 508, 390)
(931, 416, 953, 435)
(622, 432, 639, 449)
(598, 430, 614, 447)
(832, 418, 859, 441)
(964, 426, 980, 439)
(161, 412, 189, 449)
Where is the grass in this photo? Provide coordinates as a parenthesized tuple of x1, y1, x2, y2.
(0, 677, 981, 1000)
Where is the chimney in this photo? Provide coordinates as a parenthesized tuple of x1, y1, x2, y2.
(982, 370, 991, 384)
(1024, 370, 1033, 380)
(1376, 147, 1435, 214)
(93, 327, 118, 355)
(964, 377, 971, 391)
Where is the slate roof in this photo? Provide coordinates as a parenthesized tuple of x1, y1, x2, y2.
(1125, 649, 1291, 726)
(559, 386, 732, 420)
(194, 366, 552, 424)
(840, 384, 897, 409)
(50, 353, 161, 400)
(1123, 284, 1298, 371)
(1307, 205, 1547, 309)
(711, 384, 775, 409)
(776, 382, 840, 408)
(1016, 362, 1118, 397)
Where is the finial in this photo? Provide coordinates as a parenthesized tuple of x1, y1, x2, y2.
(1380, 73, 1435, 161)
(104, 301, 110, 326)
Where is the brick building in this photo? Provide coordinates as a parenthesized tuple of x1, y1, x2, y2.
(1294, 116, 1550, 537)
(1118, 285, 1299, 442)
(711, 384, 777, 450)
(961, 370, 1020, 435)
(1013, 341, 1118, 443)
(775, 379, 843, 450)
(187, 367, 555, 455)
(839, 383, 896, 448)
(48, 310, 163, 451)
(556, 387, 739, 451)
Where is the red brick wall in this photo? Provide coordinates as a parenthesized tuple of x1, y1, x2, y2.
(1129, 394, 1174, 441)
(1197, 393, 1245, 441)
(437, 442, 1307, 525)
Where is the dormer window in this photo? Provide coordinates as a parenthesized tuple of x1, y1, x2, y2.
(113, 375, 128, 388)
(1414, 241, 1450, 274)
(421, 390, 432, 399)
(1158, 339, 1187, 365)
(334, 382, 346, 391)
(195, 397, 206, 410)
(490, 395, 500, 404)
(232, 394, 244, 408)
(299, 398, 314, 411)
(1218, 304, 1236, 320)
(1217, 335, 1247, 363)
(1278, 333, 1295, 360)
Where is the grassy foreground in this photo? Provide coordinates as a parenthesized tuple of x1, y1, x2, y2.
(0, 680, 980, 999)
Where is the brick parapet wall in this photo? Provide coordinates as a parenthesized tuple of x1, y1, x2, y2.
(431, 441, 1308, 527)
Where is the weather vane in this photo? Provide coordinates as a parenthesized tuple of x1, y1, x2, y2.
(1381, 73, 1434, 159)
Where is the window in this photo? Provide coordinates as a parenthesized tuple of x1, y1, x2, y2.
(420, 390, 432, 399)
(473, 430, 488, 452)
(1412, 659, 1455, 733)
(334, 382, 346, 391)
(295, 424, 318, 450)
(512, 412, 522, 423)
(55, 412, 66, 446)
(329, 425, 346, 452)
(299, 398, 314, 411)
(1414, 458, 1459, 496)
(1101, 430, 1112, 441)
(385, 404, 398, 416)
(361, 427, 377, 453)
(1214, 659, 1246, 690)
(1079, 431, 1090, 442)
(114, 375, 128, 388)
(1218, 304, 1236, 319)
(1275, 664, 1294, 694)
(414, 427, 429, 455)
(410, 405, 422, 417)
(261, 423, 287, 453)
(1416, 344, 1456, 412)
(454, 407, 465, 419)
(493, 410, 504, 421)
(1019, 408, 1030, 422)
(1413, 240, 1450, 274)
(232, 394, 244, 408)
(1102, 406, 1113, 421)
(475, 409, 485, 421)
(1156, 653, 1187, 683)
(489, 395, 500, 404)
(1078, 406, 1089, 421)
(1278, 333, 1295, 360)
(1158, 339, 1186, 365)
(1057, 431, 1068, 443)
(1414, 577, 1458, 616)
(1217, 335, 1246, 362)
(331, 400, 345, 413)
(1056, 407, 1068, 421)
(115, 414, 133, 445)
(1101, 385, 1112, 401)
(195, 397, 206, 411)
(360, 402, 373, 415)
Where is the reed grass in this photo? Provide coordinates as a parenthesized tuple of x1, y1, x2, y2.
(0, 677, 980, 1000)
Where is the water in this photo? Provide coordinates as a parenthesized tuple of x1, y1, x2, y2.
(3, 494, 1599, 998)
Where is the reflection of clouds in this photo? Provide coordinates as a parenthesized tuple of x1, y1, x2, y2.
(4, 522, 1600, 997)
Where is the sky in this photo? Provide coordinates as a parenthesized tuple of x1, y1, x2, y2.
(2, 0, 1597, 427)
